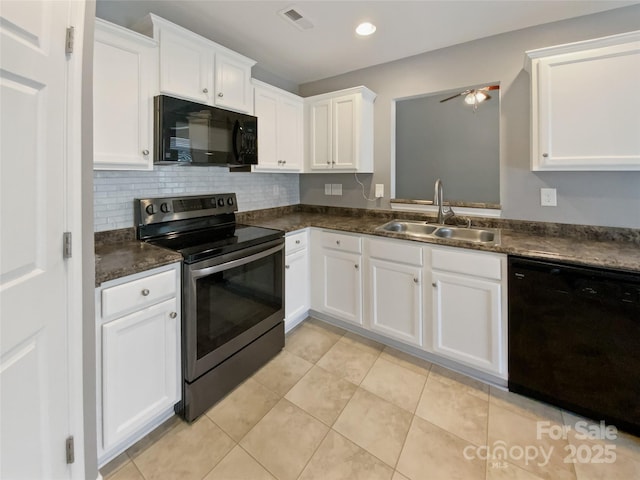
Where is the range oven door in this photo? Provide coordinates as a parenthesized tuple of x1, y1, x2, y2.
(183, 239, 284, 382)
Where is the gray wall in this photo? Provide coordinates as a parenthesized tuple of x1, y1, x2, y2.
(395, 89, 500, 203)
(299, 5, 640, 228)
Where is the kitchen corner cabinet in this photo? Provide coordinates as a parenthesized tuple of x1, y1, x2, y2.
(306, 86, 376, 172)
(366, 238, 425, 347)
(311, 230, 363, 326)
(95, 263, 181, 465)
(526, 31, 640, 171)
(284, 230, 310, 331)
(430, 247, 507, 378)
(136, 14, 255, 114)
(252, 80, 304, 172)
(94, 19, 157, 170)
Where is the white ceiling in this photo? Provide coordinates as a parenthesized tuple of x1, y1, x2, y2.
(96, 1, 638, 85)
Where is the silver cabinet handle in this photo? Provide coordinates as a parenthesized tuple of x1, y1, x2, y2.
(141, 288, 150, 296)
(327, 160, 331, 165)
(354, 264, 359, 270)
(295, 240, 300, 244)
(218, 92, 224, 97)
(202, 88, 208, 94)
(432, 283, 437, 288)
(413, 278, 419, 284)
(542, 153, 549, 158)
(142, 149, 149, 156)
(169, 312, 177, 319)
(285, 265, 290, 269)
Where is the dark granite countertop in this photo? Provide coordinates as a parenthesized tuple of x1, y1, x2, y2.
(237, 210, 640, 273)
(95, 206, 640, 286)
(95, 240, 182, 287)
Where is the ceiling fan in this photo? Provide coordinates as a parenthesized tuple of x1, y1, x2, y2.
(440, 85, 500, 108)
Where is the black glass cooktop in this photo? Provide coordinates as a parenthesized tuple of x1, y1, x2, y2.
(148, 224, 283, 263)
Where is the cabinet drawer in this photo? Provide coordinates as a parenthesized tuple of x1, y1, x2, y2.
(285, 230, 307, 254)
(102, 268, 177, 319)
(321, 231, 362, 254)
(432, 248, 502, 280)
(368, 238, 423, 266)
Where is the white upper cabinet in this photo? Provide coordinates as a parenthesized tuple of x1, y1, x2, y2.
(305, 86, 376, 172)
(252, 79, 304, 172)
(135, 14, 255, 114)
(526, 31, 640, 171)
(215, 53, 253, 113)
(156, 26, 211, 104)
(94, 19, 158, 170)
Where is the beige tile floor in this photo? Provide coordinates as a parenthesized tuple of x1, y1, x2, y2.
(102, 318, 640, 480)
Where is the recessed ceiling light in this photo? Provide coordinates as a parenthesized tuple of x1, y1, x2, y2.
(355, 22, 376, 36)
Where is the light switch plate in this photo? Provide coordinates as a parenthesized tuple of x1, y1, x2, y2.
(332, 184, 342, 195)
(375, 184, 384, 198)
(541, 188, 557, 206)
(324, 184, 332, 195)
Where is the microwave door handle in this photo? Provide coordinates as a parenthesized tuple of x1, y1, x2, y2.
(232, 120, 243, 163)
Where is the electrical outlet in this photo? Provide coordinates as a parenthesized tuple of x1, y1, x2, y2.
(375, 184, 384, 198)
(324, 184, 332, 195)
(540, 188, 557, 206)
(332, 184, 342, 195)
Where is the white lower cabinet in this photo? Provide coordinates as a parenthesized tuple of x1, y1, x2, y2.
(309, 229, 507, 379)
(311, 230, 363, 326)
(366, 238, 425, 347)
(96, 262, 181, 465)
(430, 247, 507, 377)
(284, 230, 310, 331)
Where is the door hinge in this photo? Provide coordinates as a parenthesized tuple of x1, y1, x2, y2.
(65, 436, 74, 464)
(63, 232, 72, 259)
(65, 26, 74, 54)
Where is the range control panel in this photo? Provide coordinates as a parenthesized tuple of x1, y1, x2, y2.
(135, 193, 238, 225)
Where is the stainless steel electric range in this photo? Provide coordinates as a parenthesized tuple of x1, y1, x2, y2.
(135, 193, 285, 422)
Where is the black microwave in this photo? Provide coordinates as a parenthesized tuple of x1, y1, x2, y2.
(154, 95, 258, 167)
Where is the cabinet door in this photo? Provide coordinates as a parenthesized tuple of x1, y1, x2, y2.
(332, 94, 359, 169)
(321, 249, 362, 325)
(278, 96, 304, 171)
(253, 87, 279, 169)
(94, 23, 156, 170)
(101, 298, 180, 450)
(532, 41, 640, 171)
(431, 271, 504, 375)
(214, 52, 252, 113)
(369, 259, 423, 347)
(158, 28, 211, 104)
(285, 249, 310, 328)
(309, 99, 332, 170)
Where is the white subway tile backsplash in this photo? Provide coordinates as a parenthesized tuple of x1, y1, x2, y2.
(93, 166, 300, 232)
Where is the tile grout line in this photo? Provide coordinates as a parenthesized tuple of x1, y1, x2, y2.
(391, 362, 432, 477)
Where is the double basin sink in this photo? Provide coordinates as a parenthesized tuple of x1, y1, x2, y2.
(376, 219, 499, 245)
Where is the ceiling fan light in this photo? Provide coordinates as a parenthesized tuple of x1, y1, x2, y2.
(464, 90, 488, 105)
(464, 92, 477, 105)
(475, 91, 488, 103)
(356, 22, 376, 36)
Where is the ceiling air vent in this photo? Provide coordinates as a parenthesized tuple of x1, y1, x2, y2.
(278, 6, 314, 30)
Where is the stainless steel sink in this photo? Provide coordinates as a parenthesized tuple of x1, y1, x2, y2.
(377, 220, 438, 236)
(376, 220, 499, 244)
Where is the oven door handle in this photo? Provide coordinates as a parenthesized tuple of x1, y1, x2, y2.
(190, 244, 283, 280)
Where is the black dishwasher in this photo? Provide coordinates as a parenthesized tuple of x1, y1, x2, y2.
(508, 256, 640, 435)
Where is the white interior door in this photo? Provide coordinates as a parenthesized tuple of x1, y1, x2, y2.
(1, 1, 75, 478)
